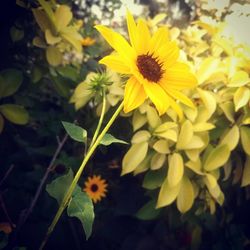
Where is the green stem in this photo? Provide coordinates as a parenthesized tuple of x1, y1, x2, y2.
(90, 90, 106, 148)
(39, 101, 124, 250)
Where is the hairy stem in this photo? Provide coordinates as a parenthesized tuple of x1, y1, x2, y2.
(39, 101, 124, 250)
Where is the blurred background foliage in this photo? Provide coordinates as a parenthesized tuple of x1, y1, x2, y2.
(0, 0, 250, 249)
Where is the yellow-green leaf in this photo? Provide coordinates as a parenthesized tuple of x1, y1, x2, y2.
(220, 102, 235, 123)
(0, 104, 29, 125)
(132, 110, 147, 131)
(55, 5, 72, 31)
(167, 153, 184, 187)
(203, 144, 230, 171)
(196, 57, 220, 84)
(46, 46, 62, 66)
(155, 129, 177, 142)
(153, 139, 169, 154)
(233, 86, 250, 111)
(180, 135, 204, 150)
(176, 120, 193, 149)
(185, 149, 200, 162)
(193, 122, 215, 132)
(186, 159, 204, 175)
(131, 130, 151, 144)
(60, 27, 82, 52)
(154, 122, 177, 133)
(241, 156, 250, 187)
(177, 176, 194, 213)
(45, 29, 61, 45)
(220, 125, 239, 150)
(32, 8, 52, 32)
(240, 126, 250, 155)
(228, 71, 250, 87)
(156, 178, 181, 208)
(151, 153, 166, 170)
(197, 88, 216, 120)
(122, 142, 148, 175)
(146, 105, 161, 128)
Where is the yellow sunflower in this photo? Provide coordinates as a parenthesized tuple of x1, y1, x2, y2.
(83, 175, 108, 203)
(95, 11, 197, 118)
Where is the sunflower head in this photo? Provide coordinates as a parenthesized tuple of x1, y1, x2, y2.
(83, 175, 108, 203)
(96, 11, 197, 119)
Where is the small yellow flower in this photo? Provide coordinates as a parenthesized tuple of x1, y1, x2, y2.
(83, 175, 108, 203)
(95, 11, 197, 118)
(81, 37, 96, 46)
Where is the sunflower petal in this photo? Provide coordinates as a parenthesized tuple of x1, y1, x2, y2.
(143, 80, 169, 115)
(149, 26, 169, 53)
(99, 54, 131, 74)
(126, 10, 138, 49)
(95, 25, 135, 62)
(136, 18, 151, 54)
(124, 77, 147, 113)
(165, 62, 197, 90)
(165, 88, 195, 108)
(157, 41, 179, 67)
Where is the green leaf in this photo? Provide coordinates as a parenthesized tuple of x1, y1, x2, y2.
(67, 187, 94, 239)
(203, 144, 230, 171)
(136, 200, 161, 220)
(0, 104, 29, 125)
(10, 26, 24, 42)
(62, 121, 87, 143)
(46, 169, 74, 204)
(0, 69, 23, 98)
(100, 133, 127, 146)
(51, 76, 71, 98)
(142, 168, 165, 190)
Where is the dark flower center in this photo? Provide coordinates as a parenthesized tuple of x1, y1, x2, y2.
(137, 54, 163, 83)
(91, 184, 98, 192)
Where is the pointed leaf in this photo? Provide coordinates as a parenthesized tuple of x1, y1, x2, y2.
(157, 178, 181, 208)
(136, 200, 161, 220)
(176, 120, 193, 149)
(241, 156, 250, 187)
(0, 104, 29, 125)
(55, 5, 72, 31)
(228, 71, 250, 87)
(146, 105, 161, 128)
(67, 187, 94, 239)
(203, 144, 230, 171)
(220, 125, 239, 150)
(46, 46, 62, 66)
(46, 169, 73, 204)
(142, 168, 166, 190)
(177, 176, 194, 213)
(233, 86, 250, 111)
(153, 139, 169, 154)
(100, 133, 127, 145)
(122, 142, 148, 175)
(168, 153, 184, 187)
(62, 121, 87, 142)
(131, 130, 151, 144)
(0, 69, 23, 98)
(240, 126, 250, 155)
(150, 153, 166, 170)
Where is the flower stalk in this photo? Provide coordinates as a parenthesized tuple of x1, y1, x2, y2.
(39, 101, 124, 250)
